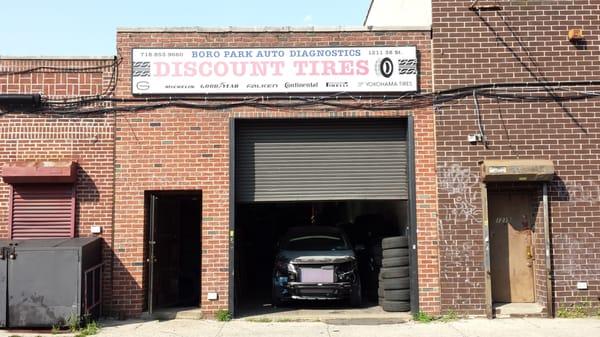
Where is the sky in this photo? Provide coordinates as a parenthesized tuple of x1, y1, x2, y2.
(0, 0, 371, 56)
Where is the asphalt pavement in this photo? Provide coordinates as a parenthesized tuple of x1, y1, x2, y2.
(3, 317, 598, 337)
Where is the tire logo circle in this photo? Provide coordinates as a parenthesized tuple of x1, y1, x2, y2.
(136, 81, 150, 91)
(380, 58, 394, 78)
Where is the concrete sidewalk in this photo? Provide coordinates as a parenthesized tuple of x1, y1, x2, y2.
(3, 317, 598, 337)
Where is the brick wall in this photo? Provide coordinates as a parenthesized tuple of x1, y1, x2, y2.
(0, 58, 116, 312)
(433, 0, 600, 315)
(114, 29, 439, 316)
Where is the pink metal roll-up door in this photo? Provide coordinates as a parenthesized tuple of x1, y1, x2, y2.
(9, 184, 75, 239)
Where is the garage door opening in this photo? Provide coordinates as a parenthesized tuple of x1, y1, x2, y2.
(232, 118, 416, 317)
(145, 192, 202, 313)
(234, 200, 408, 316)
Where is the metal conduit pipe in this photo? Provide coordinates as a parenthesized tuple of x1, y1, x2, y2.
(0, 94, 42, 110)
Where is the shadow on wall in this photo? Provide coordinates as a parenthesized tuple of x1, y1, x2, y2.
(75, 166, 100, 238)
(70, 166, 135, 319)
(109, 253, 143, 320)
(76, 167, 100, 203)
(550, 176, 570, 202)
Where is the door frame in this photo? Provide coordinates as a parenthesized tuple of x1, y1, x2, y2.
(481, 183, 553, 318)
(147, 193, 157, 315)
(228, 117, 419, 316)
(144, 190, 202, 314)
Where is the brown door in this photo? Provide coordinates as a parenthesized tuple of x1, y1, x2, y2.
(489, 191, 535, 303)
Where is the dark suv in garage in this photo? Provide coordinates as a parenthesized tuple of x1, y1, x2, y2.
(272, 226, 362, 306)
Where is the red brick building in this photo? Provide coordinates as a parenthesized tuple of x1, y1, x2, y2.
(1, 28, 438, 318)
(0, 57, 117, 307)
(432, 0, 600, 317)
(1, 0, 599, 320)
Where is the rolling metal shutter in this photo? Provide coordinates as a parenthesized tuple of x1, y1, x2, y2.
(236, 119, 408, 202)
(9, 184, 75, 239)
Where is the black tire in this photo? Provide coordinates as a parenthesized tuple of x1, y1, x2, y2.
(372, 255, 383, 267)
(381, 300, 410, 312)
(384, 289, 410, 301)
(381, 277, 410, 290)
(382, 256, 409, 268)
(271, 285, 287, 307)
(370, 243, 382, 257)
(380, 267, 409, 279)
(382, 236, 408, 249)
(377, 286, 384, 298)
(271, 293, 284, 307)
(382, 248, 409, 259)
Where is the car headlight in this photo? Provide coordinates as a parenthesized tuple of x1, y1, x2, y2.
(275, 260, 289, 276)
(335, 261, 357, 282)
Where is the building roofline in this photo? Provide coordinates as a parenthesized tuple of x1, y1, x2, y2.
(0, 56, 115, 60)
(116, 25, 431, 33)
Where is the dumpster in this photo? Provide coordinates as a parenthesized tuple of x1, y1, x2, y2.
(0, 237, 102, 328)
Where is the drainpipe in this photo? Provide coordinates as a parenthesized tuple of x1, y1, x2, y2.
(543, 183, 553, 317)
(481, 182, 493, 318)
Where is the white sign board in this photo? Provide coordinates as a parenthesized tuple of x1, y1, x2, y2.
(132, 47, 417, 94)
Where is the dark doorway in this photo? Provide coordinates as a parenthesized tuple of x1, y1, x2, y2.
(146, 191, 202, 312)
(488, 190, 536, 303)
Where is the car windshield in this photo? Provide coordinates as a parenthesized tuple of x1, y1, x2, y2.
(282, 234, 349, 251)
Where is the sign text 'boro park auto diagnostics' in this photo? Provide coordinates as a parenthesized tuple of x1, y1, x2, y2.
(132, 46, 418, 94)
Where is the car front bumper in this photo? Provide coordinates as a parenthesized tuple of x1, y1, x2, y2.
(274, 281, 355, 301)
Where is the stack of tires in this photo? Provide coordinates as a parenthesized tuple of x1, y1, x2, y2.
(378, 236, 410, 312)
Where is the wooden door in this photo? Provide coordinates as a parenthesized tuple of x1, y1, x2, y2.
(489, 191, 535, 303)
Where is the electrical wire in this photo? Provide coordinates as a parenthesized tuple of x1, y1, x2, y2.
(4, 58, 600, 115)
(35, 84, 600, 116)
(44, 56, 122, 106)
(473, 90, 489, 149)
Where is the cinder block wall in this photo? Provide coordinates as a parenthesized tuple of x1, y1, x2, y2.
(114, 29, 439, 317)
(0, 58, 116, 312)
(432, 0, 600, 315)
